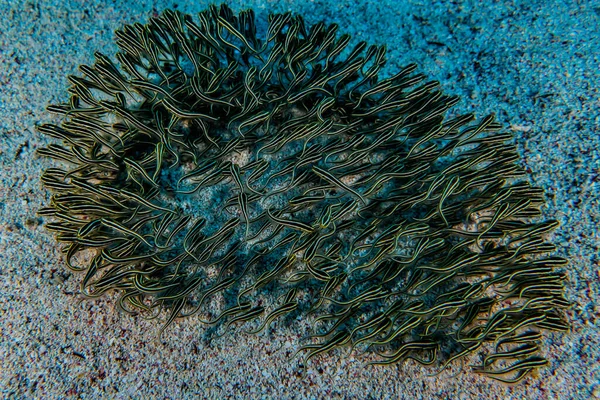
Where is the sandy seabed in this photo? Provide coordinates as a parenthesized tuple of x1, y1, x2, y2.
(1, 0, 598, 398)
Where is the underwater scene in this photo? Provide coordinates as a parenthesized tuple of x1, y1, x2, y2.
(1, 0, 598, 398)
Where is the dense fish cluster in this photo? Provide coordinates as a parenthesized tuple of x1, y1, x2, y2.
(38, 4, 569, 382)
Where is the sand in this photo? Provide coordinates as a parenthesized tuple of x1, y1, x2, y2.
(1, 0, 598, 398)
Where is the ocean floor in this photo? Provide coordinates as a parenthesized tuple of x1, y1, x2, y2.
(1, 0, 599, 398)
